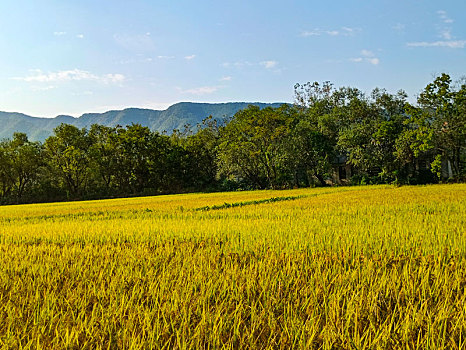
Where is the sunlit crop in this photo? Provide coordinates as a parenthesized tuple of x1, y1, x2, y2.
(0, 184, 465, 349)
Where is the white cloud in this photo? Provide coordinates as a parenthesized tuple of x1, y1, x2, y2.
(301, 27, 358, 37)
(326, 30, 339, 36)
(220, 76, 232, 81)
(361, 49, 374, 57)
(350, 50, 380, 65)
(407, 40, 466, 48)
(31, 85, 56, 92)
(54, 31, 85, 39)
(184, 55, 196, 60)
(407, 11, 464, 49)
(436, 10, 454, 41)
(14, 69, 125, 84)
(392, 23, 405, 32)
(180, 86, 220, 95)
(222, 60, 280, 71)
(260, 60, 278, 69)
(301, 30, 320, 37)
(437, 10, 454, 24)
(119, 57, 154, 64)
(222, 61, 253, 68)
(440, 29, 452, 40)
(157, 55, 175, 59)
(342, 27, 355, 34)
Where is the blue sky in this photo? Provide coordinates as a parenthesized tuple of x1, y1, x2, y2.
(1, 0, 465, 117)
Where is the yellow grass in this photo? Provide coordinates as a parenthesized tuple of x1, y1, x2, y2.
(0, 184, 465, 349)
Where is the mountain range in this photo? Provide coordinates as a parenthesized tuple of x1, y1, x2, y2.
(0, 102, 285, 141)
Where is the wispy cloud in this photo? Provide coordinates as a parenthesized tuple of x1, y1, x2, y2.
(350, 50, 380, 65)
(301, 27, 358, 37)
(437, 10, 453, 24)
(184, 55, 196, 60)
(408, 10, 464, 49)
(14, 69, 125, 84)
(341, 27, 355, 34)
(361, 49, 374, 57)
(53, 31, 85, 40)
(439, 28, 452, 40)
(220, 76, 232, 81)
(157, 55, 175, 59)
(222, 61, 253, 68)
(437, 10, 454, 40)
(31, 85, 56, 92)
(407, 40, 466, 49)
(222, 60, 280, 72)
(119, 57, 154, 64)
(392, 23, 405, 32)
(260, 60, 278, 69)
(179, 86, 220, 95)
(301, 29, 320, 37)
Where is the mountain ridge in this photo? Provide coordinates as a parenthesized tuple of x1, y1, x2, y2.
(0, 102, 286, 141)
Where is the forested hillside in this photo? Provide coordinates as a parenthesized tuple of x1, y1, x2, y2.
(0, 73, 464, 204)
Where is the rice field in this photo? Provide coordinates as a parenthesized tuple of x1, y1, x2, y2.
(0, 184, 465, 349)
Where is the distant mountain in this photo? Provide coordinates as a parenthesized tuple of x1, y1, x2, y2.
(0, 102, 286, 141)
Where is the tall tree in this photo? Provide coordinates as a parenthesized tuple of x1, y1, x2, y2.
(113, 124, 169, 194)
(286, 118, 333, 186)
(45, 124, 91, 197)
(172, 117, 220, 190)
(416, 73, 465, 178)
(0, 140, 14, 199)
(218, 105, 290, 189)
(88, 124, 120, 193)
(8, 133, 44, 199)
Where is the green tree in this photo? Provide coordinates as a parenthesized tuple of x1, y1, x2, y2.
(113, 124, 169, 194)
(175, 117, 220, 190)
(417, 73, 465, 178)
(45, 124, 91, 197)
(0, 141, 14, 199)
(395, 74, 466, 181)
(335, 89, 409, 182)
(218, 105, 291, 189)
(88, 124, 120, 193)
(9, 133, 44, 199)
(287, 118, 333, 186)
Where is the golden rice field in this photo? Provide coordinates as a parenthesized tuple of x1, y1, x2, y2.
(0, 184, 465, 349)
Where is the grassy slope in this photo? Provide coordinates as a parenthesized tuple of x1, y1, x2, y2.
(0, 185, 465, 349)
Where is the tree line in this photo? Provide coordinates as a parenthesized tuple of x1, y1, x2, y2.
(0, 73, 464, 204)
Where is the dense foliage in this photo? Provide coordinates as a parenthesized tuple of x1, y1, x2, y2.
(0, 73, 464, 204)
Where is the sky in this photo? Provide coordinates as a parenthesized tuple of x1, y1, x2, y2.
(0, 0, 465, 118)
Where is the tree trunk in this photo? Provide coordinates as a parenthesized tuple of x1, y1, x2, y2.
(315, 173, 327, 187)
